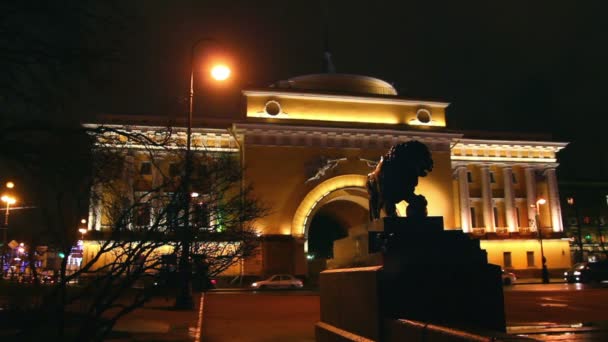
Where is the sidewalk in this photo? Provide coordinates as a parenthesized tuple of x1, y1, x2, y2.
(107, 294, 203, 341)
(512, 277, 566, 284)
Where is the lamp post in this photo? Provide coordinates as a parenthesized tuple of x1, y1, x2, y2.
(533, 198, 549, 284)
(78, 219, 87, 241)
(175, 38, 231, 310)
(1, 182, 16, 277)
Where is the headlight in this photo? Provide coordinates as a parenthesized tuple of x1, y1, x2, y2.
(251, 282, 258, 287)
(573, 271, 581, 276)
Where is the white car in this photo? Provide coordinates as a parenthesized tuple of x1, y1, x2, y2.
(251, 274, 304, 289)
(502, 269, 517, 285)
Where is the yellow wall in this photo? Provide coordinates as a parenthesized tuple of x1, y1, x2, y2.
(245, 94, 446, 126)
(244, 145, 456, 238)
(480, 239, 571, 270)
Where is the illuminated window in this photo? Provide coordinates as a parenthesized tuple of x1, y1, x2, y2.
(526, 251, 535, 267)
(503, 252, 512, 268)
(467, 171, 473, 183)
(140, 162, 152, 175)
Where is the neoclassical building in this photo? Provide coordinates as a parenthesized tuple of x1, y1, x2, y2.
(88, 73, 571, 278)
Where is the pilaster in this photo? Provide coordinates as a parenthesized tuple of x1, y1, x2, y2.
(502, 166, 516, 232)
(480, 165, 494, 231)
(545, 168, 564, 232)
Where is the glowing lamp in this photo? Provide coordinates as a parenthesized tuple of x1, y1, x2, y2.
(210, 64, 230, 81)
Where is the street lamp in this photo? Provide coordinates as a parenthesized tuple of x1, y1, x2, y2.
(78, 219, 88, 240)
(1, 182, 16, 277)
(532, 198, 549, 283)
(175, 38, 231, 310)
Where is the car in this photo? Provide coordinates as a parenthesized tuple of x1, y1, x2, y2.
(501, 269, 516, 285)
(251, 274, 303, 289)
(564, 261, 608, 284)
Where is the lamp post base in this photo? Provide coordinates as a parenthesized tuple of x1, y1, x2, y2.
(541, 265, 550, 284)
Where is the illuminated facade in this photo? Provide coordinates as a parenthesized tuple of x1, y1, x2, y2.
(89, 73, 571, 278)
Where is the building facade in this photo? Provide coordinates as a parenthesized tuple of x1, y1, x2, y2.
(88, 73, 571, 278)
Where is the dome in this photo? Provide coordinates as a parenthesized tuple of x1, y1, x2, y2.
(275, 73, 398, 96)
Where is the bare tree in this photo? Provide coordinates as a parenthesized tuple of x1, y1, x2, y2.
(0, 124, 265, 341)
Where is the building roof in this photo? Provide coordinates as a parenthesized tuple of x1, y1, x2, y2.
(271, 73, 398, 96)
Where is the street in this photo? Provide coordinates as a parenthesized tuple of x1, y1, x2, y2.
(200, 283, 608, 341)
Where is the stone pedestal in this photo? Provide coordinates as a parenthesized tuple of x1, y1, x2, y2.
(316, 217, 506, 341)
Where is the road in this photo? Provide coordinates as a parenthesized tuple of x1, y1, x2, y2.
(201, 284, 608, 341)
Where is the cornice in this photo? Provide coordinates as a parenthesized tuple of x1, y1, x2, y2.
(242, 89, 450, 108)
(234, 123, 461, 151)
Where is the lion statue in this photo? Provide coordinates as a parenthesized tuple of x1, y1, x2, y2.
(367, 140, 433, 221)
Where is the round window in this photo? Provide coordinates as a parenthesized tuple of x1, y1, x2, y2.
(264, 100, 282, 116)
(416, 108, 431, 123)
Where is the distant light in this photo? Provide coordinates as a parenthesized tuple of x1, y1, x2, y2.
(58, 252, 65, 259)
(1, 195, 16, 205)
(191, 192, 200, 198)
(78, 228, 87, 234)
(537, 198, 547, 205)
(81, 219, 87, 224)
(211, 65, 230, 81)
(6, 182, 14, 189)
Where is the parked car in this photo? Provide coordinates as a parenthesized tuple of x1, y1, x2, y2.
(564, 261, 608, 284)
(501, 269, 517, 285)
(251, 274, 303, 289)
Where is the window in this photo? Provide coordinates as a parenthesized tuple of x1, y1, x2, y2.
(193, 202, 210, 229)
(515, 207, 521, 227)
(493, 207, 499, 227)
(467, 171, 473, 183)
(512, 173, 517, 184)
(169, 163, 181, 177)
(503, 252, 512, 268)
(470, 207, 477, 228)
(527, 251, 535, 267)
(140, 162, 152, 175)
(134, 203, 151, 227)
(489, 172, 496, 183)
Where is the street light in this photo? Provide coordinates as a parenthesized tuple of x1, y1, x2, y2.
(1, 182, 16, 277)
(79, 219, 88, 240)
(532, 198, 549, 283)
(175, 38, 231, 310)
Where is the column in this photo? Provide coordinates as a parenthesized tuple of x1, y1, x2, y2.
(502, 166, 516, 232)
(456, 166, 472, 232)
(480, 165, 494, 231)
(545, 168, 564, 232)
(524, 167, 537, 230)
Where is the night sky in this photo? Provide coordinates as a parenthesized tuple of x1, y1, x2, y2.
(5, 1, 608, 181)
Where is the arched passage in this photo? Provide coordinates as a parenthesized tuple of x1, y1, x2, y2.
(291, 174, 368, 239)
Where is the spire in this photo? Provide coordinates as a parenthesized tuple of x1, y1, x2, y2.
(322, 0, 336, 73)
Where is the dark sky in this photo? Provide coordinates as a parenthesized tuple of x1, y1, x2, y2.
(93, 0, 608, 181)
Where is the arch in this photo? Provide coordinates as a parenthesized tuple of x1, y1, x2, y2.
(291, 174, 368, 238)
